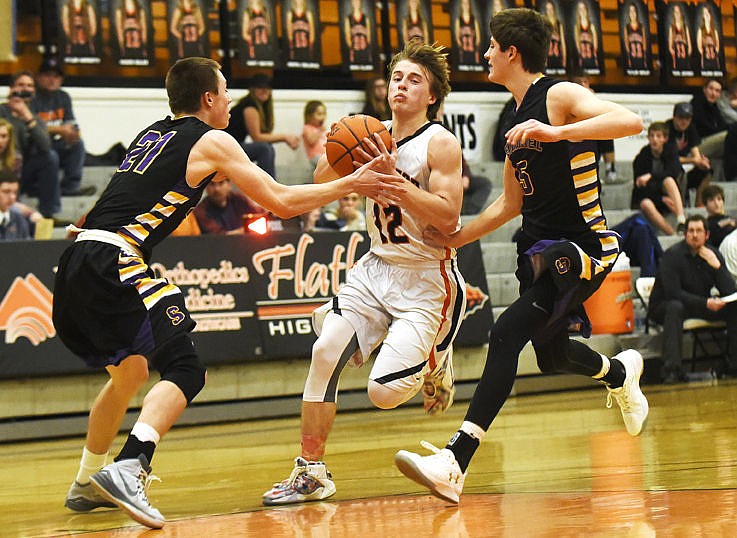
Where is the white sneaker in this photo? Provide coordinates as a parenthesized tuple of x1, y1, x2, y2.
(422, 348, 456, 415)
(89, 454, 165, 529)
(262, 457, 336, 506)
(394, 441, 465, 504)
(64, 480, 117, 512)
(606, 349, 649, 436)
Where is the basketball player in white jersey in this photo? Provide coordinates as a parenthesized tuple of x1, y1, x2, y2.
(262, 38, 467, 505)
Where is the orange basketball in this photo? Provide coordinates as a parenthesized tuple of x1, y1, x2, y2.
(325, 114, 393, 177)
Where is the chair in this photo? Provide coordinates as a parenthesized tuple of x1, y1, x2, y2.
(634, 276, 727, 368)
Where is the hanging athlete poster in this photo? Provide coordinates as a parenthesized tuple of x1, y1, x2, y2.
(109, 0, 154, 66)
(656, 0, 696, 77)
(450, 0, 485, 72)
(564, 0, 604, 76)
(618, 0, 652, 76)
(237, 0, 277, 68)
(537, 0, 568, 75)
(57, 0, 103, 64)
(695, 0, 724, 77)
(396, 0, 433, 50)
(167, 0, 210, 62)
(282, 0, 321, 70)
(339, 0, 378, 72)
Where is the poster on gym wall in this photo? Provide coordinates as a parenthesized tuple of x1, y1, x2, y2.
(339, 0, 378, 72)
(167, 0, 211, 62)
(396, 0, 433, 51)
(563, 0, 604, 76)
(237, 0, 277, 68)
(449, 0, 486, 72)
(618, 0, 653, 76)
(109, 0, 154, 66)
(656, 0, 696, 77)
(282, 0, 322, 70)
(537, 0, 568, 76)
(57, 0, 103, 64)
(695, 0, 723, 77)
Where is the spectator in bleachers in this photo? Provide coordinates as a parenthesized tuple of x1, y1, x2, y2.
(648, 214, 737, 383)
(361, 77, 390, 121)
(0, 71, 61, 219)
(0, 171, 32, 240)
(570, 73, 617, 182)
(225, 74, 300, 179)
(702, 184, 736, 248)
(32, 56, 96, 197)
(666, 101, 711, 206)
(612, 213, 662, 277)
(194, 178, 262, 234)
(302, 100, 328, 170)
(690, 78, 728, 162)
(0, 118, 21, 179)
(717, 76, 737, 125)
(723, 122, 737, 181)
(631, 121, 686, 235)
(315, 192, 366, 231)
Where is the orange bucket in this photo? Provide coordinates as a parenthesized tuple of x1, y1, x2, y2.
(584, 260, 634, 335)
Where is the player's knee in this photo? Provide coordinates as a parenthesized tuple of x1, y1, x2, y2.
(153, 335, 207, 404)
(367, 380, 406, 410)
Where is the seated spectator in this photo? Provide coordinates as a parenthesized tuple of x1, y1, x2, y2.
(225, 74, 300, 179)
(690, 78, 728, 162)
(631, 121, 686, 235)
(611, 213, 663, 277)
(300, 208, 324, 232)
(194, 178, 262, 234)
(302, 100, 328, 170)
(461, 155, 492, 215)
(32, 56, 96, 197)
(717, 76, 737, 125)
(702, 184, 736, 248)
(316, 192, 366, 231)
(361, 77, 390, 121)
(570, 73, 617, 182)
(0, 171, 32, 240)
(0, 71, 61, 218)
(648, 214, 737, 383)
(666, 102, 711, 206)
(723, 122, 737, 181)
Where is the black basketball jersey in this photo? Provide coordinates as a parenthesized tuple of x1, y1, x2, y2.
(84, 116, 214, 260)
(505, 77, 618, 269)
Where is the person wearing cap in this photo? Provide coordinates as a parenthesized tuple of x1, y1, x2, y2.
(32, 57, 95, 197)
(666, 101, 711, 206)
(224, 74, 300, 180)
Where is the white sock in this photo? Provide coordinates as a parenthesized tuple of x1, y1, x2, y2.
(593, 354, 611, 379)
(75, 447, 108, 485)
(460, 421, 486, 442)
(130, 422, 161, 445)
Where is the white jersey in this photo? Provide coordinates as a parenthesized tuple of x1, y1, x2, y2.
(367, 121, 461, 266)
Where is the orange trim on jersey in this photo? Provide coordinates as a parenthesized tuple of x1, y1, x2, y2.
(429, 260, 453, 372)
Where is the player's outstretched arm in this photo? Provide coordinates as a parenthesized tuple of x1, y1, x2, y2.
(425, 158, 522, 248)
(190, 130, 403, 219)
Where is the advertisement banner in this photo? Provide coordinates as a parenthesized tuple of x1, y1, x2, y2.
(282, 0, 322, 70)
(58, 0, 103, 64)
(618, 0, 653, 76)
(396, 0, 433, 50)
(109, 0, 154, 66)
(0, 233, 491, 378)
(167, 0, 210, 62)
(339, 0, 378, 72)
(237, 0, 277, 68)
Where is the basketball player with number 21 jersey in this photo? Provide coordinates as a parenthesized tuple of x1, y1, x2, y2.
(54, 57, 401, 529)
(394, 8, 648, 506)
(262, 38, 467, 506)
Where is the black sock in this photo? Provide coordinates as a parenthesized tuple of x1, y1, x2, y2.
(601, 358, 626, 388)
(446, 430, 479, 473)
(115, 434, 156, 465)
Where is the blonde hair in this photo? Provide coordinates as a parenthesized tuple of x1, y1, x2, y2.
(0, 118, 17, 173)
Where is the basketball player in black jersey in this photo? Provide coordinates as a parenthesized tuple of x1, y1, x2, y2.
(395, 8, 647, 504)
(55, 57, 402, 529)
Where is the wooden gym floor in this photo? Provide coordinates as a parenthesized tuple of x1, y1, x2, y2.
(4, 379, 737, 537)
